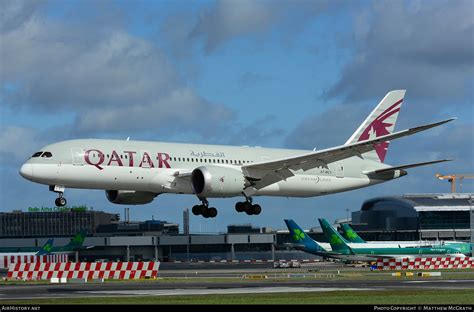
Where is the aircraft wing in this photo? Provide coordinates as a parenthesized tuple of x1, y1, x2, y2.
(241, 118, 455, 193)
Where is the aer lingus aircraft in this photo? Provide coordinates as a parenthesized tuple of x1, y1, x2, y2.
(0, 238, 54, 255)
(0, 230, 91, 256)
(20, 90, 454, 218)
(319, 219, 467, 260)
(341, 223, 472, 255)
(285, 219, 469, 261)
(37, 230, 93, 255)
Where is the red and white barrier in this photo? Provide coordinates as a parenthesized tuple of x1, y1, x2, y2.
(1, 254, 68, 269)
(7, 261, 160, 280)
(376, 257, 474, 270)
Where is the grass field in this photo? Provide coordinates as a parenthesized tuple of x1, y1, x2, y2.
(2, 289, 474, 304)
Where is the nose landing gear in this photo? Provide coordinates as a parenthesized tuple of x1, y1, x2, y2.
(50, 185, 67, 207)
(55, 196, 67, 207)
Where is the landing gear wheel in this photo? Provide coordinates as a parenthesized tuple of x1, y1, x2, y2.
(55, 197, 67, 207)
(235, 202, 244, 212)
(243, 201, 252, 212)
(236, 197, 262, 215)
(192, 205, 201, 215)
(251, 204, 261, 215)
(192, 198, 218, 218)
(208, 207, 218, 218)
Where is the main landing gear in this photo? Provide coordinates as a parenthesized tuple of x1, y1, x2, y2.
(192, 198, 218, 218)
(190, 197, 262, 218)
(235, 197, 261, 215)
(50, 185, 67, 207)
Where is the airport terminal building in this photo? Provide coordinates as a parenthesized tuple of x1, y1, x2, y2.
(0, 193, 472, 261)
(350, 193, 474, 242)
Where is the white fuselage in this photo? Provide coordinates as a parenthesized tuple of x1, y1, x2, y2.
(20, 139, 393, 200)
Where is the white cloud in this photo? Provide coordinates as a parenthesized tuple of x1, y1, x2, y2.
(190, 0, 280, 53)
(74, 87, 235, 136)
(0, 126, 44, 164)
(0, 2, 235, 137)
(327, 0, 474, 102)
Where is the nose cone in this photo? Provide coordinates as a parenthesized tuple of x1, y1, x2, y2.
(20, 163, 34, 180)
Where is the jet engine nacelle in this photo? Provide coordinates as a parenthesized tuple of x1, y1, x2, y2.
(105, 190, 158, 205)
(191, 166, 246, 197)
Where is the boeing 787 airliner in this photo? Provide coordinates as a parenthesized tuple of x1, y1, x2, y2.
(20, 90, 453, 218)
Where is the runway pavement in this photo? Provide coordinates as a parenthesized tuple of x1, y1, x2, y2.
(2, 278, 474, 300)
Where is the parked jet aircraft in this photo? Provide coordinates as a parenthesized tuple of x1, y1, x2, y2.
(285, 219, 470, 261)
(20, 90, 454, 218)
(0, 231, 91, 256)
(340, 223, 430, 248)
(341, 223, 472, 254)
(0, 238, 54, 256)
(37, 230, 92, 255)
(319, 219, 467, 260)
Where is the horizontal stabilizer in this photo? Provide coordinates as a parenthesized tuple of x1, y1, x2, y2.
(363, 159, 452, 175)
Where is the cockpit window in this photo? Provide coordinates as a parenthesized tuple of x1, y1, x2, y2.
(31, 152, 43, 158)
(41, 152, 53, 158)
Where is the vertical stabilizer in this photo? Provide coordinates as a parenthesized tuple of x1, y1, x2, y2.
(37, 239, 54, 255)
(318, 218, 352, 254)
(65, 229, 87, 248)
(284, 219, 327, 252)
(345, 90, 405, 162)
(341, 224, 366, 243)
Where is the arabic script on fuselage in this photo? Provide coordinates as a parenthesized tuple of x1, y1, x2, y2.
(190, 151, 226, 158)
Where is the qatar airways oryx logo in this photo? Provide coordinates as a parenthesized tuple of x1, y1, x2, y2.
(358, 99, 402, 162)
(84, 149, 171, 170)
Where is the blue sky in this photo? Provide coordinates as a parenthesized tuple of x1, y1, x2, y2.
(1, 0, 473, 233)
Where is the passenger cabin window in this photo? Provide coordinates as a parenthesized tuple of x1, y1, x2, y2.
(41, 152, 52, 158)
(31, 152, 43, 158)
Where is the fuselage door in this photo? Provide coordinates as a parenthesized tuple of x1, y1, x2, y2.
(71, 148, 84, 166)
(336, 164, 344, 178)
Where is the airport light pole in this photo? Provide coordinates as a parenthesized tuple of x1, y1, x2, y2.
(470, 195, 473, 245)
(231, 243, 235, 262)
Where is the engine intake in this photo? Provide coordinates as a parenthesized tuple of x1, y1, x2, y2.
(191, 166, 246, 197)
(105, 190, 157, 205)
